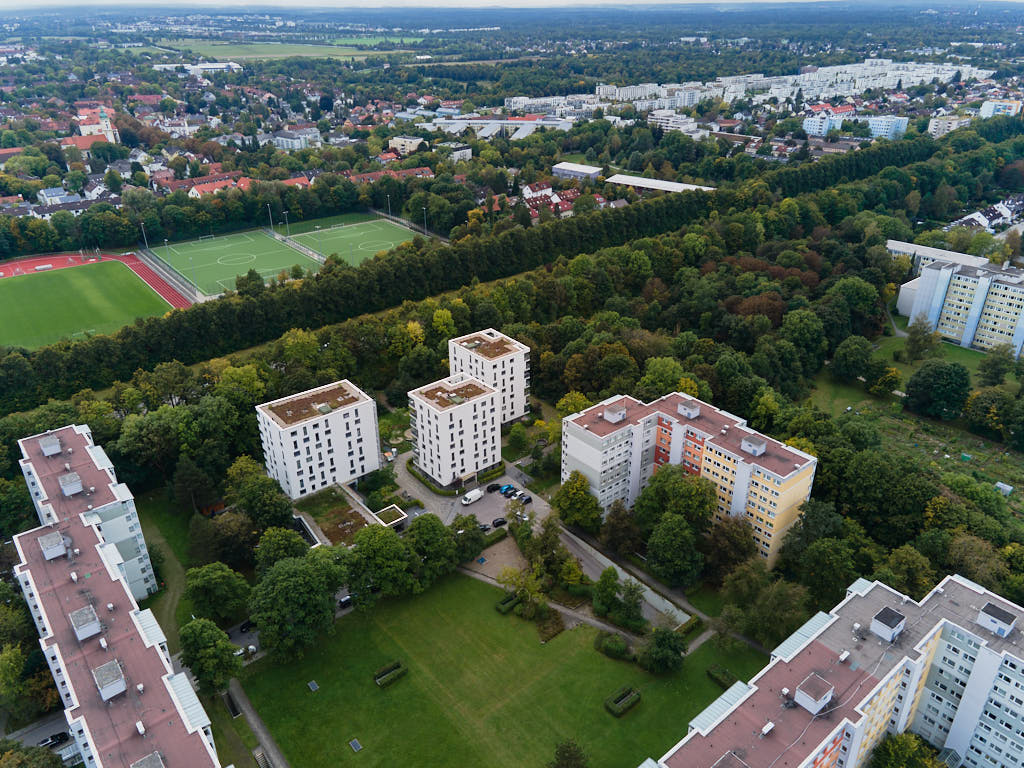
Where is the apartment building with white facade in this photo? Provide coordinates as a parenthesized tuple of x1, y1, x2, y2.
(409, 373, 499, 487)
(561, 394, 816, 565)
(13, 427, 219, 768)
(18, 425, 156, 602)
(645, 574, 1024, 768)
(256, 380, 381, 500)
(448, 328, 531, 424)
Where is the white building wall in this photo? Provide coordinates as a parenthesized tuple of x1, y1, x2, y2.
(448, 329, 530, 424)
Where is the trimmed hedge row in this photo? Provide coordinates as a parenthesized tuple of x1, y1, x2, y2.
(477, 463, 507, 484)
(483, 527, 508, 547)
(677, 614, 705, 640)
(707, 663, 738, 691)
(604, 686, 641, 717)
(496, 592, 521, 614)
(593, 630, 633, 661)
(405, 459, 459, 496)
(374, 661, 408, 688)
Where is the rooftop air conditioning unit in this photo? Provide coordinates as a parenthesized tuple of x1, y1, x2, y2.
(839, 650, 850, 663)
(136, 721, 145, 736)
(70, 572, 78, 583)
(64, 463, 71, 471)
(761, 722, 775, 736)
(99, 637, 107, 650)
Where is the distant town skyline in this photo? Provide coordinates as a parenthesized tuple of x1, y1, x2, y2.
(0, 0, 865, 9)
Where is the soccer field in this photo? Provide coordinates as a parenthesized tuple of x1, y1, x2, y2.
(0, 261, 169, 349)
(291, 219, 416, 266)
(152, 230, 320, 296)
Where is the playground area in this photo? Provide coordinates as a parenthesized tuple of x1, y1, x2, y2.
(151, 230, 320, 295)
(289, 218, 416, 266)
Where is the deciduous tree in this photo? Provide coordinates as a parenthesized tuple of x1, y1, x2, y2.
(184, 562, 251, 625)
(646, 513, 703, 588)
(255, 527, 308, 576)
(180, 618, 242, 694)
(249, 556, 335, 657)
(552, 471, 603, 533)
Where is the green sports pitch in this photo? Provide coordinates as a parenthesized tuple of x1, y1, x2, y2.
(0, 261, 169, 349)
(288, 218, 416, 266)
(152, 230, 320, 296)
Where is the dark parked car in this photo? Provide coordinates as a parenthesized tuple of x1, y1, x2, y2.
(501, 487, 518, 497)
(239, 619, 256, 633)
(487, 483, 502, 493)
(38, 733, 68, 749)
(520, 495, 533, 505)
(492, 517, 507, 527)
(338, 595, 353, 610)
(478, 523, 491, 532)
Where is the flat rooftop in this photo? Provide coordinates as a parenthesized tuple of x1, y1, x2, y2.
(450, 329, 527, 360)
(410, 375, 493, 411)
(19, 425, 117, 519)
(258, 380, 369, 428)
(568, 394, 814, 478)
(605, 173, 714, 193)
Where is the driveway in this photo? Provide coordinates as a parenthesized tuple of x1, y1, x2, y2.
(4, 710, 68, 749)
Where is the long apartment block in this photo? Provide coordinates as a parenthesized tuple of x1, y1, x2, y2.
(14, 425, 220, 768)
(18, 424, 156, 601)
(448, 328, 531, 424)
(561, 394, 816, 564)
(257, 380, 381, 499)
(409, 372, 499, 487)
(646, 574, 1024, 768)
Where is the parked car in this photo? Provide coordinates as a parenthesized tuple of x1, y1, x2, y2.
(338, 595, 353, 610)
(520, 495, 533, 505)
(492, 517, 507, 527)
(501, 486, 518, 497)
(499, 484, 515, 494)
(487, 483, 502, 493)
(38, 733, 68, 749)
(239, 619, 256, 634)
(478, 523, 491, 532)
(461, 488, 484, 505)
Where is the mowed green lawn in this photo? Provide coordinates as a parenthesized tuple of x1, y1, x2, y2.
(158, 39, 397, 60)
(292, 219, 416, 266)
(242, 575, 767, 768)
(0, 261, 168, 349)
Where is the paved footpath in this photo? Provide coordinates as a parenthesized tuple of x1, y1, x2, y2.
(229, 678, 291, 768)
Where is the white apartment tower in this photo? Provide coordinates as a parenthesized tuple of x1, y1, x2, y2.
(448, 328, 530, 424)
(18, 424, 156, 601)
(409, 373, 500, 487)
(257, 380, 381, 499)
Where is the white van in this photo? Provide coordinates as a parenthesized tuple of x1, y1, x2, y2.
(460, 488, 484, 505)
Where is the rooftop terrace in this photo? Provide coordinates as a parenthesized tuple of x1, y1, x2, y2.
(410, 375, 493, 410)
(451, 328, 527, 360)
(259, 380, 368, 427)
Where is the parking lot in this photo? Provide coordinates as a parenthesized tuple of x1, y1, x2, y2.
(453, 477, 551, 531)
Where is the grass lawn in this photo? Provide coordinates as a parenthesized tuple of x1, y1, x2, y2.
(151, 230, 319, 296)
(242, 575, 767, 768)
(330, 35, 424, 45)
(872, 334, 989, 386)
(290, 219, 416, 266)
(273, 210, 377, 237)
(157, 39, 398, 60)
(0, 261, 169, 348)
(377, 406, 412, 454)
(686, 584, 726, 618)
(203, 694, 259, 768)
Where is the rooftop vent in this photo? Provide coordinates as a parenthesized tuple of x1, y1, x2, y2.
(603, 406, 627, 424)
(795, 672, 834, 714)
(871, 606, 906, 642)
(741, 435, 767, 457)
(107, 603, 115, 612)
(39, 434, 61, 457)
(99, 637, 108, 651)
(69, 605, 101, 641)
(136, 683, 144, 694)
(978, 602, 1017, 637)
(135, 720, 145, 736)
(38, 531, 65, 561)
(760, 721, 775, 737)
(677, 402, 701, 419)
(58, 472, 83, 497)
(91, 659, 126, 701)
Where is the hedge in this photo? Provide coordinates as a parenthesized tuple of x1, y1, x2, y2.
(483, 527, 508, 547)
(496, 592, 521, 614)
(677, 614, 705, 640)
(405, 459, 459, 496)
(604, 686, 641, 717)
(374, 661, 408, 688)
(707, 663, 738, 690)
(593, 630, 632, 661)
(477, 463, 507, 484)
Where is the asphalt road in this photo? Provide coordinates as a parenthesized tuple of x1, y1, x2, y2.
(5, 710, 68, 751)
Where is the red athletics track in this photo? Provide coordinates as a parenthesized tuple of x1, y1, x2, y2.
(0, 252, 193, 310)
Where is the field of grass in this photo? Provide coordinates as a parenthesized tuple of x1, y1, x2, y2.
(242, 575, 767, 768)
(378, 407, 412, 454)
(273, 210, 377, 237)
(158, 39, 398, 60)
(685, 584, 726, 618)
(152, 230, 320, 295)
(331, 36, 425, 46)
(0, 261, 169, 349)
(290, 219, 416, 266)
(203, 694, 259, 768)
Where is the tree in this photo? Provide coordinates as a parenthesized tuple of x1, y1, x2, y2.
(180, 618, 242, 694)
(978, 343, 1015, 387)
(556, 391, 593, 418)
(548, 740, 589, 768)
(800, 539, 857, 607)
(224, 456, 293, 531)
(646, 514, 703, 588)
(904, 318, 942, 362)
(0, 644, 25, 711)
(250, 556, 335, 656)
(701, 518, 757, 585)
(632, 465, 716, 535)
(173, 455, 218, 512)
(637, 626, 686, 674)
(618, 579, 645, 626)
(404, 513, 458, 589)
(599, 499, 642, 556)
(348, 525, 417, 606)
(255, 527, 309, 576)
(506, 423, 529, 458)
(722, 558, 773, 609)
(869, 733, 943, 768)
(739, 579, 810, 647)
(0, 743, 61, 768)
(184, 562, 251, 625)
(831, 336, 873, 382)
(497, 565, 547, 619)
(634, 356, 686, 401)
(905, 360, 970, 420)
(103, 167, 122, 195)
(552, 471, 603, 533)
(947, 533, 1008, 590)
(874, 545, 935, 600)
(592, 567, 621, 616)
(449, 514, 487, 563)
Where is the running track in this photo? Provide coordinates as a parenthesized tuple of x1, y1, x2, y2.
(0, 253, 193, 310)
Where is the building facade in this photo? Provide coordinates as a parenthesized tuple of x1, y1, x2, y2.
(561, 394, 816, 565)
(980, 99, 1023, 119)
(647, 574, 1024, 768)
(448, 328, 530, 424)
(19, 424, 156, 601)
(14, 427, 219, 768)
(388, 135, 425, 155)
(409, 373, 499, 487)
(551, 161, 602, 180)
(256, 380, 381, 499)
(928, 115, 972, 138)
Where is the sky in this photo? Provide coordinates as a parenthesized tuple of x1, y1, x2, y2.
(0, 0, 858, 8)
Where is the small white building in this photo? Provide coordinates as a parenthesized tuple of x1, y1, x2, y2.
(388, 135, 426, 156)
(409, 373, 499, 487)
(448, 328, 530, 424)
(439, 142, 472, 162)
(552, 161, 602, 181)
(256, 380, 381, 499)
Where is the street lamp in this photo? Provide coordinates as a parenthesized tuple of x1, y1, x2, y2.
(422, 206, 427, 235)
(315, 224, 321, 256)
(386, 193, 391, 218)
(283, 210, 290, 238)
(140, 220, 149, 250)
(266, 202, 273, 231)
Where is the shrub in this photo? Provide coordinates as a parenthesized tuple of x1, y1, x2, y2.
(477, 463, 507, 484)
(594, 631, 631, 660)
(677, 614, 705, 640)
(483, 527, 508, 547)
(604, 686, 641, 717)
(405, 459, 458, 496)
(707, 663, 739, 690)
(495, 593, 521, 614)
(374, 660, 407, 688)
